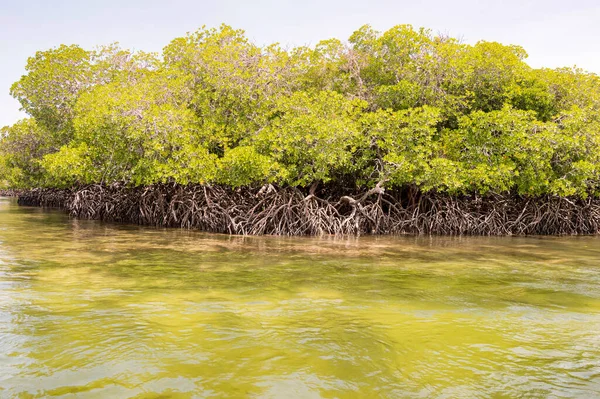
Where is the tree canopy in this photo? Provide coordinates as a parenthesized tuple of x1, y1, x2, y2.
(2, 24, 600, 198)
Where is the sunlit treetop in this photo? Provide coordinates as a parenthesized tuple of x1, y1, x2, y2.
(2, 23, 600, 197)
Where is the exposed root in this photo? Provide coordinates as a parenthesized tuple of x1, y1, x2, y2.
(0, 189, 25, 197)
(15, 184, 600, 236)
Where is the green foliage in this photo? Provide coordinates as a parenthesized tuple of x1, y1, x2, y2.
(3, 23, 600, 198)
(443, 106, 554, 195)
(0, 119, 55, 188)
(362, 106, 461, 191)
(41, 143, 93, 188)
(549, 107, 600, 197)
(163, 25, 300, 154)
(251, 91, 366, 186)
(216, 146, 283, 188)
(69, 69, 198, 184)
(10, 45, 93, 135)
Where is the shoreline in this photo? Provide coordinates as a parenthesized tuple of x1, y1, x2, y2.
(7, 184, 600, 236)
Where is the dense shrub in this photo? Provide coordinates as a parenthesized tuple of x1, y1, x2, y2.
(2, 24, 600, 198)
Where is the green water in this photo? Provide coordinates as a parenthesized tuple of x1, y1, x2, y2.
(1, 198, 600, 398)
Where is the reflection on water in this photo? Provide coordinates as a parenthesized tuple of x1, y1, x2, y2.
(0, 196, 600, 398)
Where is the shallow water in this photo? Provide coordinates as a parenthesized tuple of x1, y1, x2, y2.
(1, 197, 600, 398)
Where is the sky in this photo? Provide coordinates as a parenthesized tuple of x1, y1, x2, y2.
(1, 0, 600, 128)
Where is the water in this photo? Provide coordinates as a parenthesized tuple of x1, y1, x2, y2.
(1, 197, 600, 398)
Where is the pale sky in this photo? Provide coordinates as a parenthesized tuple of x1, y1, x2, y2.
(1, 0, 600, 128)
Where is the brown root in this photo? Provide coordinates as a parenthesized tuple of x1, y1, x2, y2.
(14, 184, 600, 236)
(0, 189, 25, 197)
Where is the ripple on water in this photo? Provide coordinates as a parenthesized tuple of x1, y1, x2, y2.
(1, 199, 600, 398)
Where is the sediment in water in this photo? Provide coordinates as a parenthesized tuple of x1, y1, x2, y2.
(12, 183, 600, 236)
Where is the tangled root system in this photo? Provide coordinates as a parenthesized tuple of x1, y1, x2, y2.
(14, 183, 600, 236)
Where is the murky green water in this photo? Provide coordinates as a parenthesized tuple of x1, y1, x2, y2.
(1, 197, 600, 398)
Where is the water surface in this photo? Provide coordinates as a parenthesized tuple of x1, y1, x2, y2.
(1, 197, 600, 398)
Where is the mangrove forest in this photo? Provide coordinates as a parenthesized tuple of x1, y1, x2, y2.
(3, 24, 600, 235)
